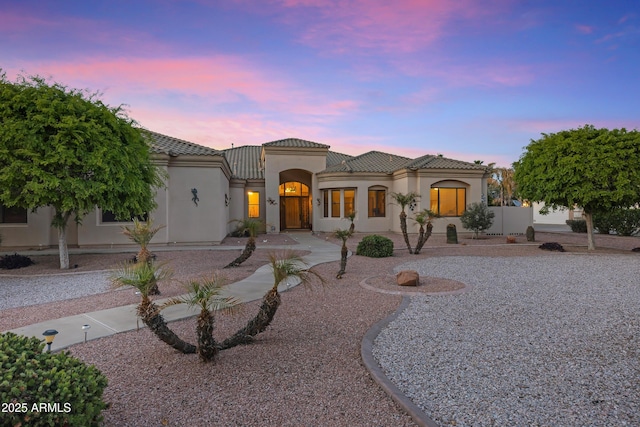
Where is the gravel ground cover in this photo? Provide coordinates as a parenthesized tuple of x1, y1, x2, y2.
(1, 230, 639, 426)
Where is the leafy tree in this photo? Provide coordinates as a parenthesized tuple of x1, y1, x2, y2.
(460, 202, 495, 238)
(514, 125, 640, 250)
(390, 191, 419, 254)
(0, 72, 164, 269)
(225, 218, 262, 268)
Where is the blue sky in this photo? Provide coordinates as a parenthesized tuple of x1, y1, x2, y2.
(2, 0, 639, 166)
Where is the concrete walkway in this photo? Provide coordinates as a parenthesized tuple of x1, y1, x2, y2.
(6, 232, 341, 351)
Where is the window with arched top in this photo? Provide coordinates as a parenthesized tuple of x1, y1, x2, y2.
(430, 182, 467, 216)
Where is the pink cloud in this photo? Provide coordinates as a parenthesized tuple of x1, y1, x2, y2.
(5, 56, 359, 118)
(239, 0, 506, 55)
(575, 24, 594, 35)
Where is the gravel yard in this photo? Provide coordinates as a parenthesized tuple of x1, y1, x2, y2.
(1, 231, 639, 426)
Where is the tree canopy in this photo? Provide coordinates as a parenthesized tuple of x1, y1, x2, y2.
(514, 124, 640, 250)
(0, 71, 164, 268)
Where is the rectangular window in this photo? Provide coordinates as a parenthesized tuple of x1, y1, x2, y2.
(331, 190, 340, 218)
(344, 189, 355, 217)
(323, 190, 329, 218)
(430, 188, 466, 217)
(368, 189, 386, 217)
(247, 192, 260, 218)
(0, 205, 27, 224)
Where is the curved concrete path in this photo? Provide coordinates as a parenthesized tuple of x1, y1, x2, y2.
(5, 233, 340, 351)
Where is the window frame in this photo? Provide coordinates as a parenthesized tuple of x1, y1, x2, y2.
(247, 191, 260, 218)
(368, 187, 386, 218)
(430, 187, 466, 217)
(0, 205, 27, 224)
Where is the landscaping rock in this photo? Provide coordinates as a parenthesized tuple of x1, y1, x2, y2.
(396, 270, 419, 286)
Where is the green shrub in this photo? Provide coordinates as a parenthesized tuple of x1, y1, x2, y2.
(0, 332, 108, 427)
(0, 253, 34, 269)
(566, 219, 587, 233)
(595, 208, 640, 236)
(460, 202, 495, 238)
(356, 234, 394, 258)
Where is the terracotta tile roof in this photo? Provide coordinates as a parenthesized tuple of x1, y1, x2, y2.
(223, 146, 264, 179)
(146, 131, 222, 156)
(326, 151, 354, 167)
(321, 151, 411, 174)
(404, 154, 487, 170)
(263, 138, 330, 149)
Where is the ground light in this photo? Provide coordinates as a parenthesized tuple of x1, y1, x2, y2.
(42, 329, 58, 352)
(82, 324, 91, 343)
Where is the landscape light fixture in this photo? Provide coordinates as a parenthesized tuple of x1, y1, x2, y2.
(82, 324, 91, 343)
(42, 329, 58, 352)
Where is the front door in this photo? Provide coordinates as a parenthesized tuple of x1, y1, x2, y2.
(279, 182, 311, 230)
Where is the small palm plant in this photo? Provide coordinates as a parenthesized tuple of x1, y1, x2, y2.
(110, 261, 196, 354)
(413, 209, 439, 254)
(346, 211, 356, 233)
(122, 218, 165, 294)
(225, 218, 263, 268)
(162, 274, 241, 362)
(334, 228, 352, 278)
(390, 192, 420, 254)
(220, 250, 323, 349)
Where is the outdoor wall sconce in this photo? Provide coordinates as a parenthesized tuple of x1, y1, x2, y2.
(267, 197, 277, 205)
(191, 188, 199, 206)
(225, 193, 229, 206)
(82, 324, 91, 343)
(43, 329, 58, 352)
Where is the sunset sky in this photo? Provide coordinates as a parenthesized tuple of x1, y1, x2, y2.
(3, 0, 639, 166)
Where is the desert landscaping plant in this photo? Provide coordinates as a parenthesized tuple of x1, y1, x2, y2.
(526, 225, 535, 242)
(122, 218, 165, 294)
(334, 228, 352, 278)
(0, 253, 34, 269)
(446, 223, 458, 244)
(225, 218, 263, 268)
(220, 251, 322, 349)
(356, 234, 394, 258)
(0, 332, 108, 427)
(162, 274, 240, 362)
(413, 209, 438, 254)
(566, 219, 587, 233)
(390, 191, 419, 254)
(346, 211, 356, 233)
(110, 261, 196, 354)
(460, 202, 495, 239)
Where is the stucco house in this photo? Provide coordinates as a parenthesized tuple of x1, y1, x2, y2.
(0, 131, 528, 249)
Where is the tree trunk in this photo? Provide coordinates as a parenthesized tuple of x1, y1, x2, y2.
(196, 310, 218, 363)
(138, 298, 196, 354)
(219, 287, 281, 350)
(414, 223, 433, 254)
(54, 211, 72, 270)
(224, 237, 256, 268)
(584, 211, 596, 250)
(400, 211, 413, 254)
(349, 222, 355, 233)
(336, 242, 348, 278)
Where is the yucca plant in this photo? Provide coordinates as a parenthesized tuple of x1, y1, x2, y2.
(110, 261, 196, 354)
(220, 251, 323, 349)
(346, 211, 356, 233)
(413, 209, 439, 254)
(390, 191, 419, 254)
(161, 274, 241, 362)
(122, 218, 165, 294)
(334, 228, 352, 278)
(225, 218, 263, 268)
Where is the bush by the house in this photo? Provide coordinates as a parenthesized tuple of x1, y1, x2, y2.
(566, 219, 587, 233)
(0, 253, 34, 269)
(0, 332, 109, 427)
(460, 202, 495, 238)
(595, 208, 640, 236)
(356, 235, 394, 258)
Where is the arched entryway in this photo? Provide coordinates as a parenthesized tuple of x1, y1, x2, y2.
(279, 181, 311, 230)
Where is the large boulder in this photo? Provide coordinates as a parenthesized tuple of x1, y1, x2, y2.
(396, 270, 419, 287)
